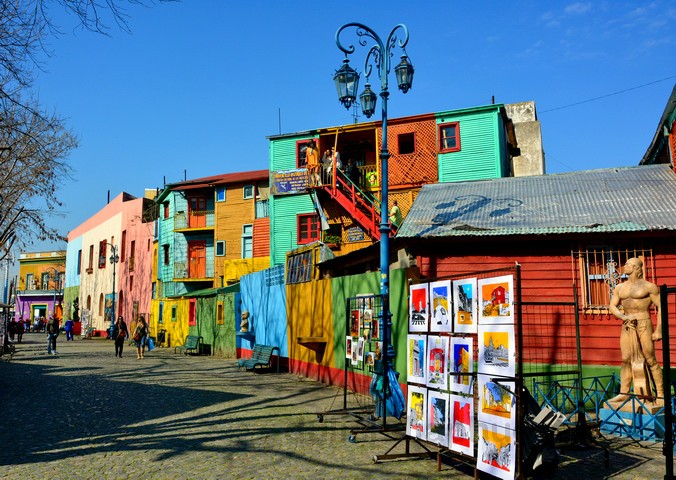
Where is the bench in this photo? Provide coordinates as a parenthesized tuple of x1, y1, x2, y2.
(238, 344, 280, 373)
(174, 335, 203, 355)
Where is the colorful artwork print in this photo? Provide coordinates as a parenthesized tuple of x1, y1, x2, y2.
(357, 337, 364, 361)
(453, 278, 478, 333)
(478, 325, 516, 377)
(407, 335, 427, 384)
(478, 375, 516, 430)
(426, 335, 449, 389)
(429, 280, 452, 332)
(350, 309, 361, 336)
(366, 352, 375, 366)
(450, 336, 474, 394)
(450, 394, 474, 456)
(409, 283, 429, 332)
(406, 386, 427, 440)
(477, 422, 516, 480)
(345, 336, 352, 359)
(478, 275, 514, 324)
(427, 390, 450, 446)
(362, 309, 373, 329)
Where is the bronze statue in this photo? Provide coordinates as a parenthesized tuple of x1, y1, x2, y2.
(608, 257, 663, 404)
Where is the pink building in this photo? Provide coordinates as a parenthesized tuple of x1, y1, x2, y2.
(65, 192, 156, 336)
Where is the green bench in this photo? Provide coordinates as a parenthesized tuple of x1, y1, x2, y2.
(174, 335, 203, 355)
(238, 344, 280, 373)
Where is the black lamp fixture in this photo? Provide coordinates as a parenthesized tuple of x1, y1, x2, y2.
(359, 83, 377, 118)
(394, 55, 414, 93)
(334, 58, 360, 109)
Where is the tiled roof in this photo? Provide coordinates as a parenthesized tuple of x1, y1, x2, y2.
(397, 164, 676, 239)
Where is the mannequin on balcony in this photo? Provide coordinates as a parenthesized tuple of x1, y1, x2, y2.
(306, 139, 321, 187)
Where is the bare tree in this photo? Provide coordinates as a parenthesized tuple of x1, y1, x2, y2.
(0, 0, 170, 260)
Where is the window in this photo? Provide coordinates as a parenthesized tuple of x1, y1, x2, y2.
(216, 240, 226, 256)
(243, 185, 255, 199)
(398, 132, 415, 154)
(163, 202, 170, 219)
(297, 214, 320, 244)
(77, 250, 82, 275)
(121, 230, 127, 262)
(286, 250, 315, 284)
(98, 240, 107, 269)
(296, 140, 311, 168)
(242, 224, 253, 259)
(216, 186, 226, 202)
(217, 302, 224, 325)
(574, 247, 652, 310)
(171, 305, 177, 322)
(129, 240, 136, 272)
(438, 122, 461, 152)
(88, 245, 94, 272)
(163, 244, 170, 265)
(41, 272, 49, 289)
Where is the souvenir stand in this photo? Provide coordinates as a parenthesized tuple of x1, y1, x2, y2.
(317, 293, 406, 442)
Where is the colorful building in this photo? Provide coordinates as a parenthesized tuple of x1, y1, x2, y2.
(14, 250, 66, 328)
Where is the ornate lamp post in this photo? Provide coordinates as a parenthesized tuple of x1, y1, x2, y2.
(334, 23, 414, 419)
(107, 242, 119, 339)
(44, 267, 63, 319)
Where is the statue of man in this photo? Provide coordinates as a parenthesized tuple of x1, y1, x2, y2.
(608, 257, 663, 403)
(240, 310, 250, 333)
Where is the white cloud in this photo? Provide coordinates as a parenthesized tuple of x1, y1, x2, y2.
(564, 2, 592, 15)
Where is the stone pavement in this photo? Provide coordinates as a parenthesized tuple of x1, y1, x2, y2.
(0, 334, 669, 479)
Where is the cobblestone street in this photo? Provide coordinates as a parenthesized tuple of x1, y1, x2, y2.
(0, 334, 668, 479)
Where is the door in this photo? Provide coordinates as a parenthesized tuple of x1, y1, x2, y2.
(188, 240, 207, 278)
(188, 196, 207, 228)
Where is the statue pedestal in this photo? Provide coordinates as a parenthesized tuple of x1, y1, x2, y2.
(600, 401, 665, 440)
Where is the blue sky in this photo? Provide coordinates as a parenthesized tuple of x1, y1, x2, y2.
(32, 0, 676, 248)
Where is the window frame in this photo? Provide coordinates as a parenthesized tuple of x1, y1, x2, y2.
(216, 186, 226, 202)
(438, 122, 461, 153)
(297, 213, 321, 245)
(398, 132, 416, 155)
(243, 184, 255, 200)
(216, 240, 226, 257)
(241, 224, 253, 259)
(296, 139, 312, 168)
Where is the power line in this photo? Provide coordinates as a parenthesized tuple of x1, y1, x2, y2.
(540, 75, 676, 114)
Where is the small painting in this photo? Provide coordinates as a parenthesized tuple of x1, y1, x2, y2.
(478, 374, 516, 430)
(426, 335, 449, 389)
(477, 422, 516, 480)
(357, 336, 365, 361)
(366, 352, 375, 366)
(450, 394, 474, 457)
(429, 280, 452, 333)
(478, 325, 515, 378)
(406, 385, 427, 440)
(478, 275, 514, 325)
(427, 389, 450, 446)
(450, 336, 474, 394)
(407, 334, 427, 384)
(409, 283, 429, 332)
(350, 309, 361, 336)
(453, 278, 478, 333)
(345, 336, 352, 359)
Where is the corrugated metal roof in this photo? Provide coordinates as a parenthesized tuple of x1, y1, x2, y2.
(397, 164, 676, 239)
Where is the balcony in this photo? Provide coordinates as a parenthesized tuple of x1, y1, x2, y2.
(174, 210, 214, 230)
(173, 261, 214, 281)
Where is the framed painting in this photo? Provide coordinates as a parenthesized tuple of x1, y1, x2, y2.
(407, 334, 427, 384)
(478, 275, 514, 324)
(406, 385, 427, 440)
(453, 277, 478, 333)
(345, 336, 352, 359)
(477, 422, 516, 480)
(478, 324, 515, 378)
(426, 335, 449, 389)
(409, 283, 429, 332)
(429, 280, 452, 333)
(450, 394, 474, 457)
(450, 336, 474, 394)
(427, 389, 450, 446)
(478, 374, 516, 430)
(350, 309, 361, 337)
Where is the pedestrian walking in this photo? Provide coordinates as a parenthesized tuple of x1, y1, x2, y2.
(46, 316, 59, 355)
(8, 318, 16, 342)
(132, 315, 149, 359)
(15, 318, 24, 343)
(64, 318, 74, 341)
(113, 316, 128, 357)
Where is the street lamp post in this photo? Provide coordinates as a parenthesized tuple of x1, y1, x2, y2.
(107, 242, 119, 339)
(334, 23, 414, 420)
(44, 267, 63, 319)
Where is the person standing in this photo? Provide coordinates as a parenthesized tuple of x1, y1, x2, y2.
(113, 316, 128, 357)
(15, 318, 24, 343)
(389, 200, 402, 229)
(305, 139, 321, 186)
(133, 315, 149, 359)
(64, 318, 74, 341)
(608, 257, 664, 403)
(46, 316, 59, 355)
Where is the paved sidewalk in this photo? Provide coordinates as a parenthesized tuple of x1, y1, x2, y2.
(0, 334, 669, 479)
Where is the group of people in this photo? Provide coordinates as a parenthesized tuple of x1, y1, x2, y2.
(112, 315, 150, 359)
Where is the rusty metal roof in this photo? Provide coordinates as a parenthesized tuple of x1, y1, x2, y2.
(396, 164, 676, 239)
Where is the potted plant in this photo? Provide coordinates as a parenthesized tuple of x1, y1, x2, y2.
(323, 234, 342, 249)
